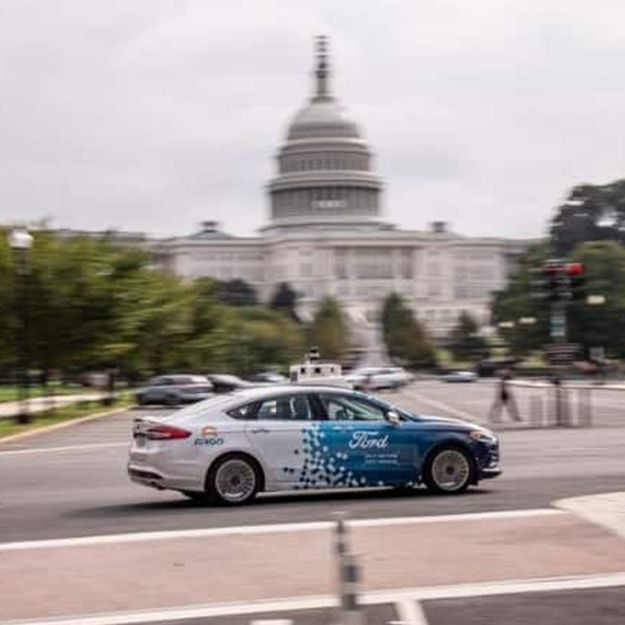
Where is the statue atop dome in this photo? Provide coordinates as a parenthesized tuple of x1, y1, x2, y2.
(314, 35, 331, 102)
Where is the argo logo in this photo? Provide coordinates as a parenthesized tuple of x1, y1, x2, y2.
(194, 425, 224, 446)
(201, 426, 219, 438)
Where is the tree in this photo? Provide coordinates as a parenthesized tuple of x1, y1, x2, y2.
(551, 180, 625, 256)
(270, 282, 299, 321)
(215, 279, 257, 307)
(491, 239, 625, 359)
(310, 297, 348, 361)
(491, 243, 551, 357)
(567, 241, 625, 358)
(449, 311, 489, 362)
(381, 293, 435, 368)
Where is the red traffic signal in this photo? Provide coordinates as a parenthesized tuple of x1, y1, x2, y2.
(566, 262, 584, 276)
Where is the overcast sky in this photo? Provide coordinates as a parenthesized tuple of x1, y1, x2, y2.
(1, 0, 625, 239)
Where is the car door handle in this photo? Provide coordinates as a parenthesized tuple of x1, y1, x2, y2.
(250, 428, 270, 434)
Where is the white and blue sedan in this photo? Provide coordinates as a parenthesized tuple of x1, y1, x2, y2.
(128, 385, 501, 505)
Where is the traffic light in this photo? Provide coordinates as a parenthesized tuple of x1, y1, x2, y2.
(566, 262, 585, 301)
(529, 260, 585, 302)
(530, 261, 567, 301)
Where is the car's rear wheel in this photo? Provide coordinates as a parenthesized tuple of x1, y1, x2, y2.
(423, 446, 473, 494)
(207, 454, 259, 505)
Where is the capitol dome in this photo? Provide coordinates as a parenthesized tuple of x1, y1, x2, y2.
(287, 100, 362, 141)
(266, 37, 384, 232)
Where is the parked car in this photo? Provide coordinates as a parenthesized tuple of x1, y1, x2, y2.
(247, 371, 288, 384)
(441, 370, 478, 383)
(206, 374, 256, 393)
(128, 385, 501, 504)
(135, 375, 213, 406)
(344, 366, 413, 390)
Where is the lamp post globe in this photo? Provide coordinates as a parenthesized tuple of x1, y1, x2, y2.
(8, 227, 34, 251)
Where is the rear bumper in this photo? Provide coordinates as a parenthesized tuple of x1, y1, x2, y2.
(128, 465, 167, 490)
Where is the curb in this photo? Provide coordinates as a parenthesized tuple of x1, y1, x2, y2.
(0, 405, 129, 445)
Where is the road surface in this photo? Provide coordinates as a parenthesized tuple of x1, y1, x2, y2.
(1, 379, 624, 625)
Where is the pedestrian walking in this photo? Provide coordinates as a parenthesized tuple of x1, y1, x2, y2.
(489, 368, 521, 423)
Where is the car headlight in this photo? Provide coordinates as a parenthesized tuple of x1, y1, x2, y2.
(470, 429, 498, 444)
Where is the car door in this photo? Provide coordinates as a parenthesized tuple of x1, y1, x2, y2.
(315, 392, 417, 487)
(244, 393, 318, 488)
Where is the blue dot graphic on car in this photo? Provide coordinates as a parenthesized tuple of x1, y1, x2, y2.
(283, 423, 384, 489)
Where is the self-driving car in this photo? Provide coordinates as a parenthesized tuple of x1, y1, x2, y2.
(128, 385, 500, 505)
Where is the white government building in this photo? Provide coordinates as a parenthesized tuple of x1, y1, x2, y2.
(156, 38, 530, 348)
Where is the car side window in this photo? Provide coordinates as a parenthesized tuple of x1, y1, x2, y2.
(227, 402, 256, 420)
(256, 394, 314, 421)
(319, 394, 387, 422)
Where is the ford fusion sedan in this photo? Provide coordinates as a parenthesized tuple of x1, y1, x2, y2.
(128, 386, 500, 505)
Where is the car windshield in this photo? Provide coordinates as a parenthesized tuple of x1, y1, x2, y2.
(353, 391, 420, 421)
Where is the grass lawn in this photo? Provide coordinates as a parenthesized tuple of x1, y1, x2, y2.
(0, 384, 89, 404)
(0, 392, 133, 440)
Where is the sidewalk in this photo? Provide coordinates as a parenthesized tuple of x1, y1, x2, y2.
(2, 508, 625, 622)
(0, 393, 103, 419)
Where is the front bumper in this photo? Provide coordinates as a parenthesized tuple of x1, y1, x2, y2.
(479, 464, 503, 479)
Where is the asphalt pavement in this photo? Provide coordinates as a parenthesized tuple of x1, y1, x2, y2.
(1, 379, 624, 543)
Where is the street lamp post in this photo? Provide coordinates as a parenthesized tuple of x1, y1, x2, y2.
(8, 227, 34, 424)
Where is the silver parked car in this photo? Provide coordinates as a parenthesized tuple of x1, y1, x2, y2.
(135, 375, 213, 406)
(441, 371, 478, 383)
(344, 366, 413, 390)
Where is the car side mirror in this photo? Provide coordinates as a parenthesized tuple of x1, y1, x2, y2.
(386, 411, 401, 426)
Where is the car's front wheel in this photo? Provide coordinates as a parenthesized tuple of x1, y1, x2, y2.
(423, 446, 473, 494)
(207, 454, 260, 505)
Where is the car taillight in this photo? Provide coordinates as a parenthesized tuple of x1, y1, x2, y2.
(145, 424, 192, 440)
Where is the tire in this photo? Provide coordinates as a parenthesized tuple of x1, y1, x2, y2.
(206, 454, 260, 505)
(423, 446, 474, 494)
(136, 394, 147, 406)
(165, 394, 179, 406)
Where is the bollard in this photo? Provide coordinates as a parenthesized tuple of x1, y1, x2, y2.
(338, 552, 364, 625)
(334, 511, 348, 557)
(333, 513, 365, 625)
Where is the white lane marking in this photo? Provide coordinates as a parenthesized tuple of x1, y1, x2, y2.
(402, 391, 482, 423)
(7, 572, 625, 625)
(0, 442, 128, 457)
(250, 621, 293, 625)
(395, 598, 429, 625)
(0, 508, 564, 551)
(350, 509, 564, 529)
(556, 492, 625, 541)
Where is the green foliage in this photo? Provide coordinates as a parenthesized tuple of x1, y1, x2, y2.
(215, 279, 257, 307)
(310, 297, 348, 361)
(567, 241, 625, 358)
(381, 293, 435, 368)
(491, 243, 551, 357)
(449, 311, 490, 362)
(0, 232, 305, 379)
(492, 240, 625, 359)
(270, 282, 299, 321)
(551, 180, 625, 256)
